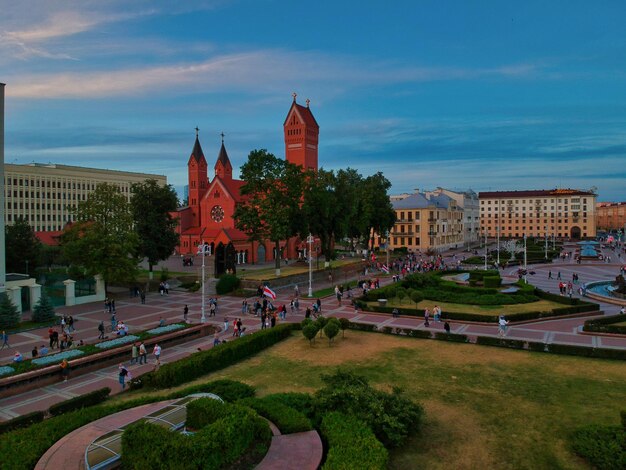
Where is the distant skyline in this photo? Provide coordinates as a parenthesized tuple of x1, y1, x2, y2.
(2, 0, 625, 201)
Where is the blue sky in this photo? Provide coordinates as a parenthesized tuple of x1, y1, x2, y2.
(2, 0, 625, 201)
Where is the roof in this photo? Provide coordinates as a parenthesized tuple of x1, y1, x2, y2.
(35, 230, 64, 246)
(223, 227, 249, 241)
(392, 192, 452, 210)
(215, 177, 246, 203)
(283, 100, 319, 128)
(479, 189, 595, 199)
(180, 227, 220, 237)
(215, 142, 232, 170)
(189, 136, 207, 164)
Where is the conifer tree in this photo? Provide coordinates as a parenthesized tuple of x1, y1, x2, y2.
(32, 294, 56, 323)
(0, 293, 20, 329)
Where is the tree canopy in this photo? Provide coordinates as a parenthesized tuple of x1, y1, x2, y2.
(5, 217, 41, 276)
(130, 179, 179, 275)
(234, 149, 304, 274)
(60, 183, 139, 289)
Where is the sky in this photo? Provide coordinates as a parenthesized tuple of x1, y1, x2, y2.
(1, 0, 625, 201)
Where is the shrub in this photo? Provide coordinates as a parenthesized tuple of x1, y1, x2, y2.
(215, 274, 241, 294)
(0, 411, 45, 435)
(583, 315, 626, 334)
(338, 317, 350, 337)
(185, 397, 229, 430)
(407, 329, 432, 339)
(31, 294, 56, 323)
(434, 332, 468, 342)
(48, 387, 111, 416)
(324, 320, 340, 345)
(315, 370, 423, 447)
(321, 412, 388, 470)
(141, 324, 293, 389)
(0, 292, 20, 329)
(303, 324, 319, 345)
(264, 392, 317, 424)
(238, 397, 313, 434)
(527, 341, 548, 352)
(483, 276, 502, 288)
(476, 336, 525, 349)
(571, 424, 625, 470)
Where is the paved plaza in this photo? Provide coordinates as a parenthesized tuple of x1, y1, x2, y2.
(1, 248, 625, 421)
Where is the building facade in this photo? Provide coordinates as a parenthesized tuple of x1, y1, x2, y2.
(424, 187, 479, 249)
(174, 96, 319, 274)
(2, 163, 166, 232)
(385, 191, 464, 252)
(596, 202, 626, 231)
(479, 189, 597, 239)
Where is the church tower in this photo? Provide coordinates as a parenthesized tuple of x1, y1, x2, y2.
(214, 133, 233, 180)
(284, 94, 319, 171)
(187, 128, 208, 227)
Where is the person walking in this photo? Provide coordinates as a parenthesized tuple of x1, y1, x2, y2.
(138, 342, 147, 365)
(118, 364, 130, 390)
(130, 343, 138, 365)
(60, 358, 70, 382)
(424, 308, 430, 327)
(183, 305, 189, 323)
(153, 343, 161, 366)
(140, 290, 146, 304)
(223, 317, 229, 333)
(1, 331, 9, 350)
(97, 321, 105, 340)
(498, 316, 509, 337)
(444, 321, 451, 334)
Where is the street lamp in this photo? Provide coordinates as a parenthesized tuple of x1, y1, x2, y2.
(496, 225, 500, 266)
(197, 228, 209, 323)
(386, 230, 390, 272)
(307, 233, 314, 297)
(544, 226, 548, 260)
(484, 229, 488, 270)
(523, 233, 528, 284)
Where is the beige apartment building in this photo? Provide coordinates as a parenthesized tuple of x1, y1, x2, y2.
(3, 163, 167, 232)
(596, 202, 626, 231)
(479, 189, 596, 239)
(385, 191, 464, 252)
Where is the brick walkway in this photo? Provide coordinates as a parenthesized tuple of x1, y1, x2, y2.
(2, 250, 625, 421)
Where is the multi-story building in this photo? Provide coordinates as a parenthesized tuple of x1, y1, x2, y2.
(596, 202, 626, 232)
(3, 163, 166, 232)
(478, 189, 596, 239)
(386, 191, 464, 252)
(424, 187, 479, 249)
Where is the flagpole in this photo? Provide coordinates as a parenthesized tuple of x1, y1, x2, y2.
(307, 233, 313, 298)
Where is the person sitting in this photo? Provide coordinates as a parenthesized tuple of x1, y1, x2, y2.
(13, 351, 23, 362)
(31, 346, 39, 358)
(40, 344, 49, 356)
(158, 317, 166, 327)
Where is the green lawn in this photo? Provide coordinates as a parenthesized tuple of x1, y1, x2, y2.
(366, 298, 565, 316)
(121, 330, 626, 469)
(238, 259, 361, 281)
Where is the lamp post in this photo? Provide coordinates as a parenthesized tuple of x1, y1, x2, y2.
(198, 241, 207, 323)
(544, 226, 548, 260)
(307, 233, 314, 297)
(386, 230, 390, 271)
(484, 229, 488, 270)
(524, 234, 528, 284)
(496, 225, 500, 266)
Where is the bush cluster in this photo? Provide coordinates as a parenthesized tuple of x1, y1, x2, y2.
(122, 401, 271, 470)
(237, 396, 313, 434)
(168, 379, 255, 402)
(320, 412, 388, 470)
(583, 315, 626, 334)
(0, 411, 45, 435)
(571, 421, 625, 470)
(476, 336, 525, 349)
(215, 274, 241, 294)
(141, 324, 293, 388)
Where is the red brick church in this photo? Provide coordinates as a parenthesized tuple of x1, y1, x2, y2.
(174, 95, 319, 275)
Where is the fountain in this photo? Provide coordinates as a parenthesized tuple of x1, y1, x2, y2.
(576, 241, 601, 260)
(585, 275, 626, 305)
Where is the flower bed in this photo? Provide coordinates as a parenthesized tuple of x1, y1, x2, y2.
(0, 366, 15, 377)
(146, 324, 185, 335)
(31, 349, 84, 366)
(94, 335, 140, 350)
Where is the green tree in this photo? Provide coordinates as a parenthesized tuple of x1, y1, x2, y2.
(361, 172, 396, 251)
(5, 217, 41, 276)
(130, 179, 179, 279)
(339, 317, 351, 338)
(302, 324, 319, 345)
(0, 293, 20, 329)
(324, 319, 340, 345)
(234, 149, 304, 275)
(60, 183, 139, 291)
(32, 294, 56, 323)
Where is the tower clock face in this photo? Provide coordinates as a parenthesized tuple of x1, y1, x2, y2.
(211, 205, 225, 222)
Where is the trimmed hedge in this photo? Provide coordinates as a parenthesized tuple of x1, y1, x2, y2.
(320, 412, 388, 470)
(238, 396, 313, 434)
(583, 314, 626, 334)
(483, 276, 502, 288)
(185, 397, 231, 430)
(433, 332, 468, 342)
(168, 378, 255, 402)
(476, 336, 525, 349)
(122, 403, 271, 470)
(571, 424, 625, 470)
(48, 387, 111, 416)
(263, 392, 318, 424)
(215, 274, 241, 294)
(0, 411, 45, 435)
(141, 324, 294, 389)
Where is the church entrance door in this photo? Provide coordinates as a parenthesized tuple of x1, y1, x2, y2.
(257, 244, 266, 264)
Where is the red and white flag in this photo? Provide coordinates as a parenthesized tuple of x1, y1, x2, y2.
(381, 264, 390, 274)
(263, 286, 277, 300)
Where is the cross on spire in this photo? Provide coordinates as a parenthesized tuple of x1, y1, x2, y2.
(220, 132, 225, 144)
(306, 98, 310, 108)
(195, 126, 199, 138)
(292, 92, 297, 102)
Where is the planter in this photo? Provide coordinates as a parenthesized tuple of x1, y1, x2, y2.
(378, 299, 387, 307)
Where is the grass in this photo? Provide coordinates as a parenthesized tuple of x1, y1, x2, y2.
(612, 320, 626, 327)
(366, 298, 565, 316)
(312, 280, 360, 298)
(118, 330, 626, 469)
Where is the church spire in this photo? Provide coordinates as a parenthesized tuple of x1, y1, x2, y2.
(215, 133, 233, 180)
